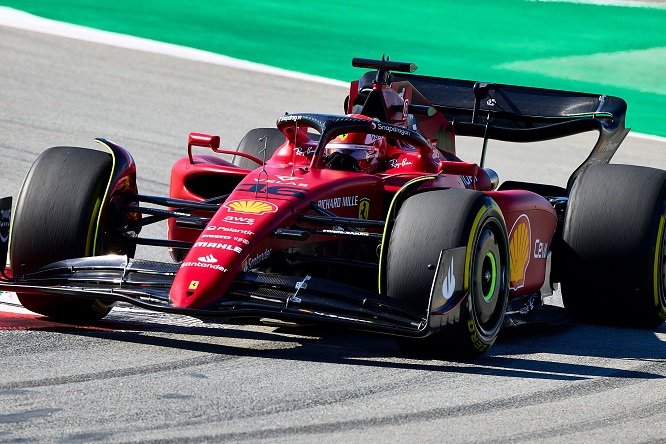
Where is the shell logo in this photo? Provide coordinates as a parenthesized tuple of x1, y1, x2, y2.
(508, 214, 531, 290)
(224, 200, 278, 215)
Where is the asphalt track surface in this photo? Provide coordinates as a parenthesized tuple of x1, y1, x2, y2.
(1, 25, 666, 443)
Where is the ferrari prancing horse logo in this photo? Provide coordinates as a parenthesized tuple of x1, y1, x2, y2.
(359, 198, 370, 219)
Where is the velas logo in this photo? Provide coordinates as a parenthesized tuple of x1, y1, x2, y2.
(224, 199, 278, 215)
(197, 254, 218, 263)
(509, 214, 531, 290)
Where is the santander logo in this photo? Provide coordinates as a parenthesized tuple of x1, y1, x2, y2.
(198, 254, 218, 264)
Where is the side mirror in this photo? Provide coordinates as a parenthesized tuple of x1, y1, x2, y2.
(437, 161, 479, 190)
(188, 132, 221, 163)
(437, 161, 478, 176)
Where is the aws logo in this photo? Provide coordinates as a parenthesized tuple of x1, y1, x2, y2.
(223, 215, 255, 225)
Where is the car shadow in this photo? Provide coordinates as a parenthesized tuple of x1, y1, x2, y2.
(53, 312, 666, 383)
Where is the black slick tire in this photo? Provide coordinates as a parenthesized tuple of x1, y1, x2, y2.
(561, 164, 666, 327)
(386, 189, 509, 358)
(10, 146, 115, 322)
(234, 128, 285, 170)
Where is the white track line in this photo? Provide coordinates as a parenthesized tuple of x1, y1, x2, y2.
(0, 6, 662, 142)
(0, 7, 347, 88)
(628, 132, 666, 142)
(529, 0, 666, 7)
(0, 291, 32, 314)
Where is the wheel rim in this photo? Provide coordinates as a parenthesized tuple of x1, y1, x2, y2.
(481, 252, 497, 301)
(471, 224, 507, 333)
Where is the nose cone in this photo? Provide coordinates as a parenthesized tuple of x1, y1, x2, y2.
(169, 196, 292, 309)
(170, 167, 312, 309)
(170, 248, 234, 309)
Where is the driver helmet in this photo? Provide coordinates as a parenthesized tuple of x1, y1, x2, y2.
(324, 116, 387, 174)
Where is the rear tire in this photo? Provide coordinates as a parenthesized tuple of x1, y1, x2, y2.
(234, 128, 285, 170)
(386, 189, 509, 358)
(561, 164, 666, 327)
(10, 147, 116, 322)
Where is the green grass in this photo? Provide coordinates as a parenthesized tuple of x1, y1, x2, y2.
(3, 0, 665, 136)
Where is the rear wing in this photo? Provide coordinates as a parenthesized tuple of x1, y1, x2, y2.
(362, 69, 630, 190)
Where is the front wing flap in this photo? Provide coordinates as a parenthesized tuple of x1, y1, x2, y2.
(0, 255, 432, 337)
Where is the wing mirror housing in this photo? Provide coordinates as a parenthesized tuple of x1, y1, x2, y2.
(188, 132, 220, 163)
(437, 161, 499, 191)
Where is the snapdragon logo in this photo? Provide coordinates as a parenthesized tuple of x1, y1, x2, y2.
(376, 123, 410, 137)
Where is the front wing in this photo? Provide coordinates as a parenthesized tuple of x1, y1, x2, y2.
(0, 253, 471, 337)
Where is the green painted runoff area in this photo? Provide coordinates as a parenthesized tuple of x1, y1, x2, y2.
(2, 0, 665, 136)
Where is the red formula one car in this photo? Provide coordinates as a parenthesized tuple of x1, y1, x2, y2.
(1, 58, 664, 357)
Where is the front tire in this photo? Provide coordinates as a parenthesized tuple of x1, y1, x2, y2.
(560, 164, 666, 327)
(234, 128, 285, 170)
(10, 147, 116, 322)
(386, 189, 509, 358)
